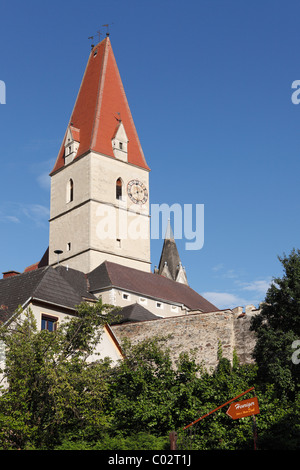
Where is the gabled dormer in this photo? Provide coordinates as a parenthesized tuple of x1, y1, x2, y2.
(175, 262, 188, 285)
(112, 120, 128, 162)
(64, 125, 80, 165)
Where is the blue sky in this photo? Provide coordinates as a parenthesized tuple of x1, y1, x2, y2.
(0, 0, 299, 310)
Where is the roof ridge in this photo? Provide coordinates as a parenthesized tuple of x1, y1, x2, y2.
(31, 265, 56, 297)
(90, 37, 110, 150)
(103, 260, 114, 285)
(32, 266, 84, 308)
(84, 272, 90, 292)
(165, 219, 174, 240)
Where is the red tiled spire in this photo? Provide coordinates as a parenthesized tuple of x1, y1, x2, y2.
(50, 37, 149, 175)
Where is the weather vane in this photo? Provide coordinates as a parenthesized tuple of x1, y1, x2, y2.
(88, 23, 114, 48)
(88, 34, 95, 49)
(102, 23, 114, 36)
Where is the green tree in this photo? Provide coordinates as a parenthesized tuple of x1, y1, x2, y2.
(250, 248, 300, 397)
(107, 336, 178, 435)
(0, 300, 114, 449)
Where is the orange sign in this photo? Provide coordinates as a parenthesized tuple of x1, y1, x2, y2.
(226, 397, 260, 420)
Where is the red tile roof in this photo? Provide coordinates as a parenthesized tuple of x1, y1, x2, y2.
(70, 126, 80, 142)
(51, 37, 149, 175)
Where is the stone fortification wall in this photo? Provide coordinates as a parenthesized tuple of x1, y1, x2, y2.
(111, 307, 258, 370)
(233, 308, 257, 365)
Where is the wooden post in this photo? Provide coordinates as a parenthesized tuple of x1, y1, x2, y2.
(169, 431, 178, 450)
(252, 415, 258, 450)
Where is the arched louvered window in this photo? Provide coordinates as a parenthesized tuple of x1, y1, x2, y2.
(116, 178, 122, 200)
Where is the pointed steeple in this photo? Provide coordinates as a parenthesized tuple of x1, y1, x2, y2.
(48, 37, 151, 274)
(50, 37, 149, 175)
(157, 220, 188, 285)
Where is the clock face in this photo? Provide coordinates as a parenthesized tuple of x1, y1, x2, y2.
(127, 179, 148, 205)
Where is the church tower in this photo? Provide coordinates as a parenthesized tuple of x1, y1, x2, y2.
(49, 37, 151, 273)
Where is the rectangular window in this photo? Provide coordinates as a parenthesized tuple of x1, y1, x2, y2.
(122, 293, 130, 300)
(41, 314, 58, 332)
(156, 302, 163, 309)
